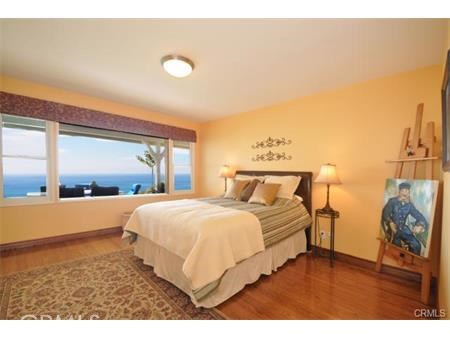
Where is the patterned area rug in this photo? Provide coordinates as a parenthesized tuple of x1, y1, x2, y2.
(0, 249, 224, 320)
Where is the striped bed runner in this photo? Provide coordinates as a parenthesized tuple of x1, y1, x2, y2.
(199, 197, 312, 248)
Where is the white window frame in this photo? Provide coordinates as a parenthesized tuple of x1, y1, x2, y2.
(0, 114, 57, 206)
(170, 141, 195, 195)
(0, 118, 196, 207)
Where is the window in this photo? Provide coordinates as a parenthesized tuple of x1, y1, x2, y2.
(0, 113, 194, 205)
(58, 124, 168, 198)
(172, 141, 193, 192)
(1, 114, 52, 201)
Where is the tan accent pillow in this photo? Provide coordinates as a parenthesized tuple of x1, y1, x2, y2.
(224, 179, 250, 199)
(248, 183, 281, 206)
(240, 179, 260, 202)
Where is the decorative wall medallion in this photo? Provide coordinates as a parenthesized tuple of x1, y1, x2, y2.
(251, 137, 292, 149)
(252, 150, 292, 162)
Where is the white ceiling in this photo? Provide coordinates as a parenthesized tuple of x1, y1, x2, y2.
(0, 19, 446, 122)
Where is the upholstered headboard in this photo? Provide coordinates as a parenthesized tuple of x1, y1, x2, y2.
(235, 170, 313, 250)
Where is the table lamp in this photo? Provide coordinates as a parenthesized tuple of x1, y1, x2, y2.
(314, 163, 341, 213)
(219, 165, 235, 192)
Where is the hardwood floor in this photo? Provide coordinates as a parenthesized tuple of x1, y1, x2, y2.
(0, 233, 124, 276)
(0, 233, 434, 319)
(217, 254, 435, 319)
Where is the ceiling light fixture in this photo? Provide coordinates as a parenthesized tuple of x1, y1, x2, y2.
(161, 55, 194, 78)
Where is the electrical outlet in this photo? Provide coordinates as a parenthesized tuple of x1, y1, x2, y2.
(320, 230, 327, 239)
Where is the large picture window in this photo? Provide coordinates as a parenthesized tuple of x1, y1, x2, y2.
(58, 124, 168, 198)
(1, 114, 51, 201)
(0, 110, 195, 205)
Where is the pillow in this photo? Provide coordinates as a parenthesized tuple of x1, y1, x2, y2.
(240, 179, 260, 202)
(224, 179, 250, 199)
(264, 175, 301, 200)
(248, 183, 281, 206)
(294, 194, 304, 202)
(235, 174, 265, 182)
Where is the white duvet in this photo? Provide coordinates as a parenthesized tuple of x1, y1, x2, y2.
(122, 199, 265, 290)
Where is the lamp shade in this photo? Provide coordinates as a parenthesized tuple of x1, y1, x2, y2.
(314, 163, 341, 185)
(219, 165, 236, 178)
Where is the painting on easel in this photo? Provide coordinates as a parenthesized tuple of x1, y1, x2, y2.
(380, 178, 439, 258)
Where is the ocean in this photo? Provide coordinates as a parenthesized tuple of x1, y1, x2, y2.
(3, 173, 192, 198)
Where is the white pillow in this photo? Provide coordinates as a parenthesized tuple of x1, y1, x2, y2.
(294, 194, 304, 202)
(235, 174, 265, 182)
(264, 175, 301, 200)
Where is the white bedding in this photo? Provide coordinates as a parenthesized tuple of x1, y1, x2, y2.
(122, 199, 265, 291)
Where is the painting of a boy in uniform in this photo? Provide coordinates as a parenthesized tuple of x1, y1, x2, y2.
(380, 179, 438, 258)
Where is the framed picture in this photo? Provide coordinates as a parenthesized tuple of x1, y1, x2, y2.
(442, 49, 450, 172)
(380, 178, 439, 258)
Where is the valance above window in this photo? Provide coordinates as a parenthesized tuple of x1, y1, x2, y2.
(0, 91, 196, 142)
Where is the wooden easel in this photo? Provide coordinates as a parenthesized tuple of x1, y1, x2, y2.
(375, 103, 438, 305)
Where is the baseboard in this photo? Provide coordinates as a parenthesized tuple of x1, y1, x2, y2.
(311, 245, 437, 287)
(0, 226, 123, 252)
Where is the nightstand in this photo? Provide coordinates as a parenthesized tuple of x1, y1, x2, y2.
(314, 208, 340, 267)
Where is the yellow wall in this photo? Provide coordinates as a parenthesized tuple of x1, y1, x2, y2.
(0, 75, 202, 244)
(200, 65, 443, 266)
(438, 20, 450, 319)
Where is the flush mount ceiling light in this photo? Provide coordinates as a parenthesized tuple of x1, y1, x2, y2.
(161, 55, 194, 78)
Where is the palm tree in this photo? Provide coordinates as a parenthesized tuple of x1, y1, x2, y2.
(136, 150, 156, 192)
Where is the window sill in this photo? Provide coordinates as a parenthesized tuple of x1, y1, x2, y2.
(57, 193, 173, 204)
(1, 190, 196, 207)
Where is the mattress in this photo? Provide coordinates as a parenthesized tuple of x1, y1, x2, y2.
(134, 229, 307, 308)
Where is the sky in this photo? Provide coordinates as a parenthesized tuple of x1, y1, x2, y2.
(2, 127, 191, 175)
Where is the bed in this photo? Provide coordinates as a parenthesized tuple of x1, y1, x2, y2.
(123, 170, 312, 308)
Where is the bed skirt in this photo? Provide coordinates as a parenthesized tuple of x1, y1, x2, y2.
(134, 229, 307, 308)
